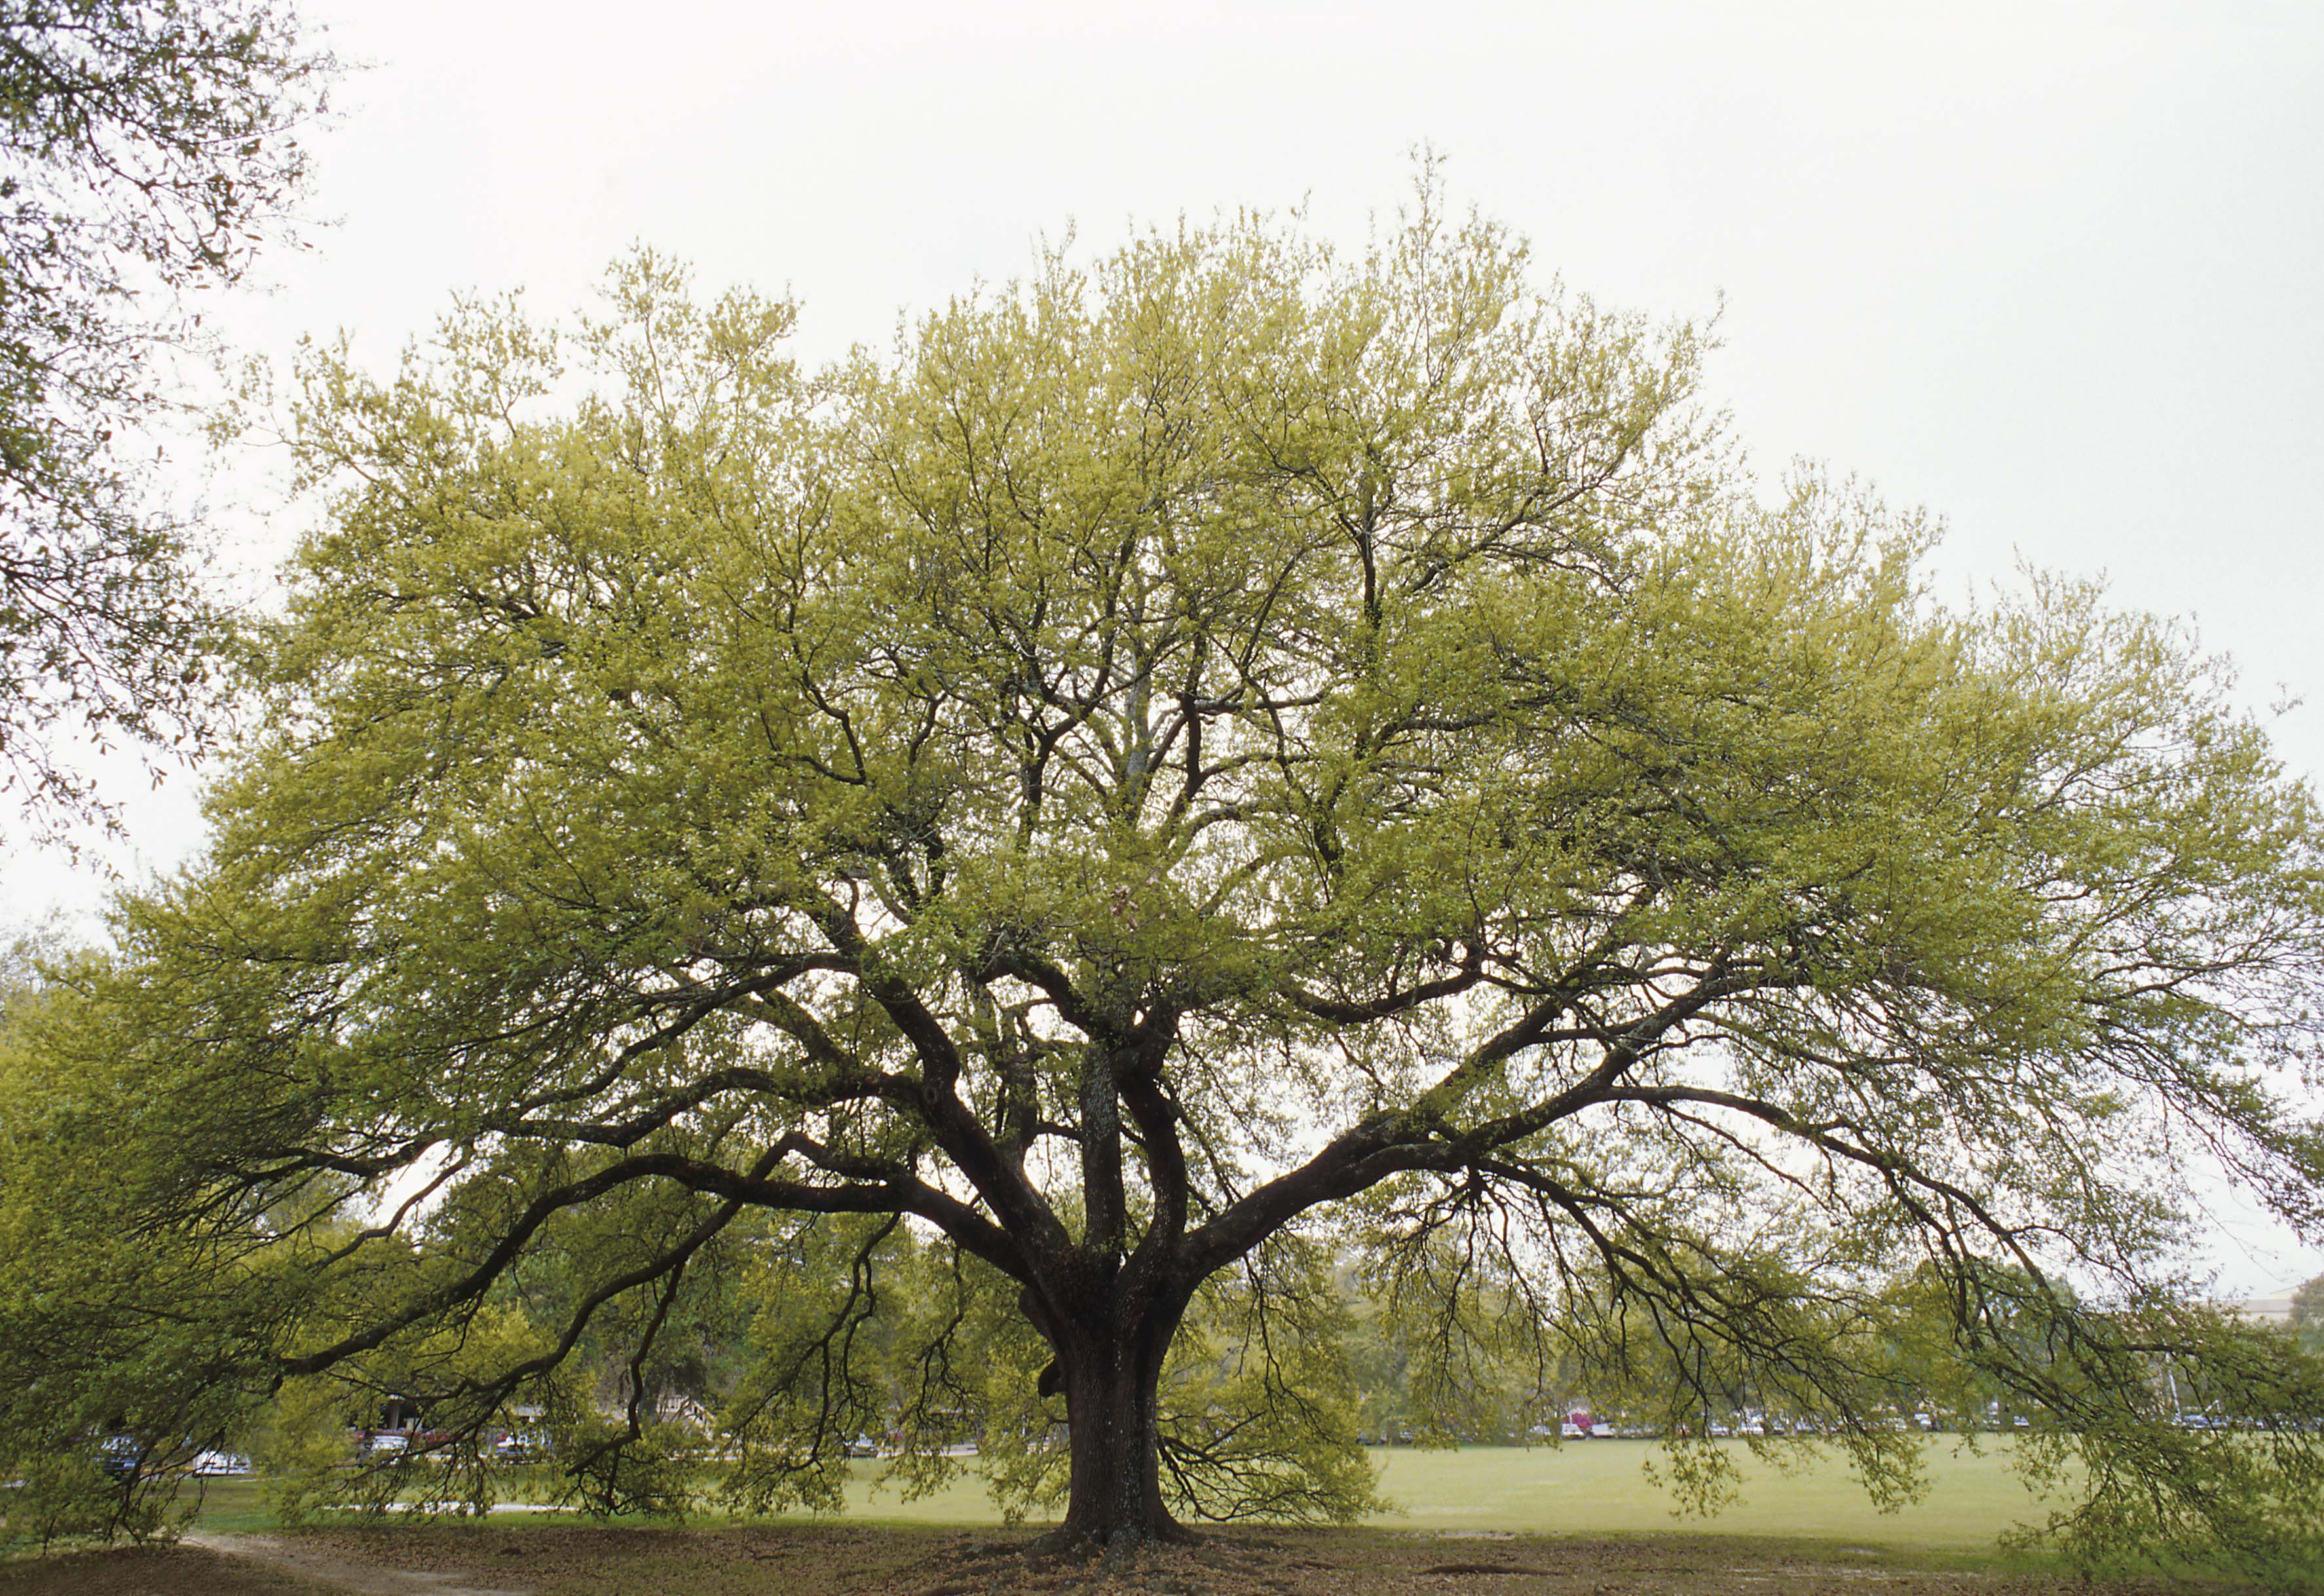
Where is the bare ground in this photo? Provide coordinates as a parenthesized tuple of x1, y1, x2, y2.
(0, 1526, 2227, 1596)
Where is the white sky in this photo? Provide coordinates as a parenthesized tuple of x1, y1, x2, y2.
(11, 0, 2323, 1293)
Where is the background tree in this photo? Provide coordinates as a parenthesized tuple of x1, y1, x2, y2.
(7, 190, 2324, 1567)
(2294, 1272, 2324, 1356)
(0, 0, 333, 834)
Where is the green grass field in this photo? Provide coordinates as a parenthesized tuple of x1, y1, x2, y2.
(185, 1437, 2063, 1553)
(818, 1439, 2061, 1550)
(1364, 1439, 2058, 1548)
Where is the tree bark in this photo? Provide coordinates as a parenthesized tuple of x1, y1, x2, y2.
(1038, 1293, 1193, 1553)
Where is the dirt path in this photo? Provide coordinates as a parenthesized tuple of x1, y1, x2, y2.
(181, 1533, 525, 1596)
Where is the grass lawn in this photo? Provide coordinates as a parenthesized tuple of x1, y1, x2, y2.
(1365, 1438, 2059, 1548)
(174, 1438, 2063, 1552)
(803, 1437, 2060, 1552)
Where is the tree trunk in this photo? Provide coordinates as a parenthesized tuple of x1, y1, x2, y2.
(1041, 1298, 1191, 1554)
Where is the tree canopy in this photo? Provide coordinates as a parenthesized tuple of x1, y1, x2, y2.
(6, 191, 2324, 1565)
(0, 0, 332, 833)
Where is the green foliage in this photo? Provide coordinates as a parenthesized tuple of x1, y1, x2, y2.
(0, 0, 333, 831)
(2006, 1299, 2324, 1578)
(1154, 1243, 1381, 1522)
(715, 1213, 917, 1517)
(244, 1374, 361, 1523)
(0, 1448, 189, 1550)
(5, 176, 2324, 1559)
(0, 943, 293, 1542)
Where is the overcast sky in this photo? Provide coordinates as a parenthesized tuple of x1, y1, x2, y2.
(14, 0, 2323, 1292)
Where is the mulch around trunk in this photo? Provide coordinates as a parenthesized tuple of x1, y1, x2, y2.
(2, 1525, 2232, 1596)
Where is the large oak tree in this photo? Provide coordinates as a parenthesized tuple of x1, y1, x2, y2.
(9, 193, 2324, 1561)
